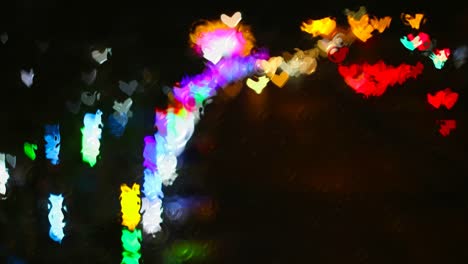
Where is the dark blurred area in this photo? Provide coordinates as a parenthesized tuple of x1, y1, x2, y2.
(1, 0, 468, 263)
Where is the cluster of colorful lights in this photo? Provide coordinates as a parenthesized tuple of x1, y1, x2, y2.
(429, 49, 451, 69)
(399, 13, 457, 135)
(140, 12, 267, 237)
(81, 110, 103, 167)
(346, 6, 392, 42)
(189, 17, 254, 64)
(399, 13, 450, 69)
(120, 183, 142, 263)
(47, 193, 66, 243)
(298, 9, 458, 135)
(245, 6, 394, 95)
(338, 61, 424, 97)
(427, 88, 459, 136)
(400, 32, 432, 51)
(0, 6, 464, 262)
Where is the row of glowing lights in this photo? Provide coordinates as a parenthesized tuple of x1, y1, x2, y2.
(0, 7, 462, 263)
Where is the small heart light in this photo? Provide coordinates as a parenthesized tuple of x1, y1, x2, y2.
(20, 69, 34, 88)
(119, 80, 138, 96)
(220, 11, 242, 28)
(81, 91, 99, 106)
(113, 98, 133, 115)
(246, 76, 270, 94)
(92, 48, 111, 64)
(270, 71, 289, 88)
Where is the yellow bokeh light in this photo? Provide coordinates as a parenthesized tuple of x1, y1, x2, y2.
(348, 14, 391, 42)
(301, 17, 337, 38)
(401, 13, 426, 30)
(120, 183, 141, 231)
(246, 76, 270, 94)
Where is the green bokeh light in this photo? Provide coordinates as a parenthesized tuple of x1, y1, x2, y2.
(121, 228, 142, 264)
(24, 142, 37, 161)
(81, 127, 99, 167)
(164, 240, 211, 264)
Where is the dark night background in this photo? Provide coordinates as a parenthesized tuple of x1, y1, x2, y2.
(1, 0, 468, 263)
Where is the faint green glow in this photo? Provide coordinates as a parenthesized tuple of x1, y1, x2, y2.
(121, 228, 142, 264)
(164, 240, 210, 264)
(24, 142, 37, 161)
